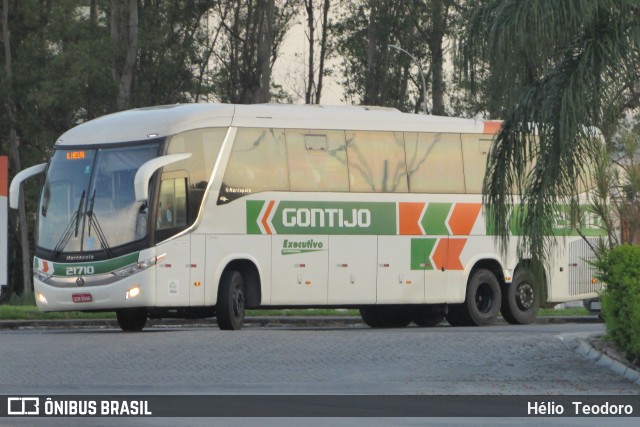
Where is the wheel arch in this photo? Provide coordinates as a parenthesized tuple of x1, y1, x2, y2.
(216, 257, 262, 308)
(465, 256, 506, 287)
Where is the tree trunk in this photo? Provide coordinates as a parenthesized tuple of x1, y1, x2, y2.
(255, 0, 275, 103)
(365, 1, 378, 105)
(111, 0, 139, 110)
(2, 0, 33, 295)
(315, 0, 330, 104)
(305, 0, 315, 104)
(428, 0, 446, 115)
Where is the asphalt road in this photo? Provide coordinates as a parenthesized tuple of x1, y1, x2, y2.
(0, 322, 638, 426)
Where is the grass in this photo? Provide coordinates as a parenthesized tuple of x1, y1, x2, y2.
(0, 298, 589, 321)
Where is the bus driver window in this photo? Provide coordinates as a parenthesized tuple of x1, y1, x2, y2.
(156, 177, 187, 231)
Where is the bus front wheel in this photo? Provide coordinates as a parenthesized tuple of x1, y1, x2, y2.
(217, 270, 246, 330)
(116, 308, 148, 332)
(501, 269, 540, 324)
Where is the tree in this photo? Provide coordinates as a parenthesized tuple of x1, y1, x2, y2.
(459, 0, 640, 266)
(1, 0, 32, 295)
(111, 0, 139, 110)
(212, 0, 297, 104)
(334, 1, 427, 112)
(334, 0, 462, 115)
(303, 0, 331, 104)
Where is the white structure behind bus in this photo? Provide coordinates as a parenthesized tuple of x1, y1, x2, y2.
(0, 156, 7, 298)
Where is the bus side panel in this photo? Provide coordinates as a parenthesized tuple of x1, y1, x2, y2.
(377, 236, 424, 304)
(271, 235, 329, 305)
(424, 237, 465, 304)
(328, 235, 377, 304)
(204, 234, 272, 306)
(189, 234, 206, 306)
(155, 235, 191, 307)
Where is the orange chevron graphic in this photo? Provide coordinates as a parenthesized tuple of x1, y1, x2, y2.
(432, 238, 466, 271)
(261, 200, 275, 235)
(448, 203, 481, 235)
(398, 202, 425, 235)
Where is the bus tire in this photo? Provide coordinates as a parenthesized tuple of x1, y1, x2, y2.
(452, 269, 501, 326)
(413, 307, 445, 327)
(217, 270, 246, 330)
(501, 269, 540, 324)
(360, 307, 412, 328)
(116, 308, 147, 332)
(445, 304, 470, 326)
(360, 307, 382, 328)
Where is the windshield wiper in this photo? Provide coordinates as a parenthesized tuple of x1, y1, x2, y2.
(86, 189, 112, 257)
(52, 190, 86, 257)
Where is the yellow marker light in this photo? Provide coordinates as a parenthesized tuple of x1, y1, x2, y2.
(194, 282, 202, 287)
(505, 276, 512, 282)
(592, 278, 598, 284)
(37, 292, 48, 305)
(126, 286, 141, 300)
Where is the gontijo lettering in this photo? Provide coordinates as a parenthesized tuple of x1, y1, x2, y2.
(282, 207, 371, 228)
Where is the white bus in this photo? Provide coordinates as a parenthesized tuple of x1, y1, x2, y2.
(10, 104, 603, 331)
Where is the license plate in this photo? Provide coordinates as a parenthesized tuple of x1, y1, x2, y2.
(72, 293, 92, 303)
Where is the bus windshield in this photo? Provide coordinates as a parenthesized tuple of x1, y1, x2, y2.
(38, 143, 161, 254)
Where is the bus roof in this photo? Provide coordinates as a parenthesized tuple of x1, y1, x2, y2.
(55, 103, 494, 146)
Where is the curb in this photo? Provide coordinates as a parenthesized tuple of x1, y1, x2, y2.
(560, 333, 640, 386)
(0, 315, 601, 330)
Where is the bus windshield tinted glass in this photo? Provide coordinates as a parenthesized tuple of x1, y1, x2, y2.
(38, 144, 160, 253)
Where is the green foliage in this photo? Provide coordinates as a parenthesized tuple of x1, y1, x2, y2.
(596, 244, 640, 362)
(459, 0, 640, 266)
(333, 1, 422, 111)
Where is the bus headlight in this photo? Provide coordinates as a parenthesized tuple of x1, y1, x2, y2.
(37, 292, 48, 304)
(112, 254, 165, 278)
(126, 286, 141, 300)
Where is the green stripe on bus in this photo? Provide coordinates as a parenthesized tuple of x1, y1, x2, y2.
(49, 252, 140, 276)
(246, 200, 266, 234)
(411, 238, 437, 270)
(271, 201, 397, 235)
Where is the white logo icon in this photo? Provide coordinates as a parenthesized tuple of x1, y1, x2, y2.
(7, 397, 40, 415)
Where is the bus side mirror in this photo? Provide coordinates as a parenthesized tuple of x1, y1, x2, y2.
(134, 153, 192, 202)
(9, 163, 46, 209)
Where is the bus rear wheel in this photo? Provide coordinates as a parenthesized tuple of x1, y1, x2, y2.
(501, 269, 540, 324)
(447, 269, 501, 326)
(217, 270, 246, 330)
(116, 308, 148, 332)
(359, 307, 412, 328)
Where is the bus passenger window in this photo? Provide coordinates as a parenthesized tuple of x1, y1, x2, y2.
(346, 131, 408, 193)
(219, 128, 288, 203)
(406, 132, 465, 194)
(286, 129, 349, 192)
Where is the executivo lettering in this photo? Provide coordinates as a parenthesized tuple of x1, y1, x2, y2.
(282, 208, 371, 228)
(281, 239, 326, 255)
